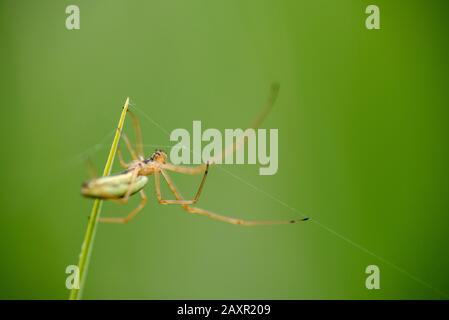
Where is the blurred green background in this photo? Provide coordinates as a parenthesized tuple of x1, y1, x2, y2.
(0, 0, 448, 299)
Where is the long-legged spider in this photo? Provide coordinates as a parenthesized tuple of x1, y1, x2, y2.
(81, 85, 309, 226)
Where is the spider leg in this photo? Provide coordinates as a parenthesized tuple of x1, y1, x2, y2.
(210, 82, 280, 165)
(121, 133, 138, 161)
(158, 84, 279, 171)
(116, 109, 144, 167)
(121, 168, 140, 203)
(99, 189, 147, 224)
(117, 148, 130, 169)
(161, 162, 208, 175)
(250, 82, 280, 129)
(159, 169, 304, 226)
(154, 163, 208, 204)
(127, 110, 144, 159)
(85, 157, 99, 178)
(104, 168, 140, 205)
(182, 206, 301, 226)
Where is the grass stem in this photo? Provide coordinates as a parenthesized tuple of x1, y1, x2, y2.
(69, 98, 129, 300)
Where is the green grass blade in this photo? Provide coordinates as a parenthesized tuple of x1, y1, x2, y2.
(69, 97, 129, 300)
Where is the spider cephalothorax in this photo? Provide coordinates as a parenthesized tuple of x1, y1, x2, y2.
(148, 149, 167, 164)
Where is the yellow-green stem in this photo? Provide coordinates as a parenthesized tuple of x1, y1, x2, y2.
(69, 98, 129, 300)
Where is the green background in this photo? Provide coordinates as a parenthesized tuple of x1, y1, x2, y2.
(0, 0, 448, 299)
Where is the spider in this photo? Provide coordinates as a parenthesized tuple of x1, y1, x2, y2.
(81, 85, 309, 226)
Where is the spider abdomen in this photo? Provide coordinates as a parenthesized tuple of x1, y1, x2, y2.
(81, 172, 148, 199)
